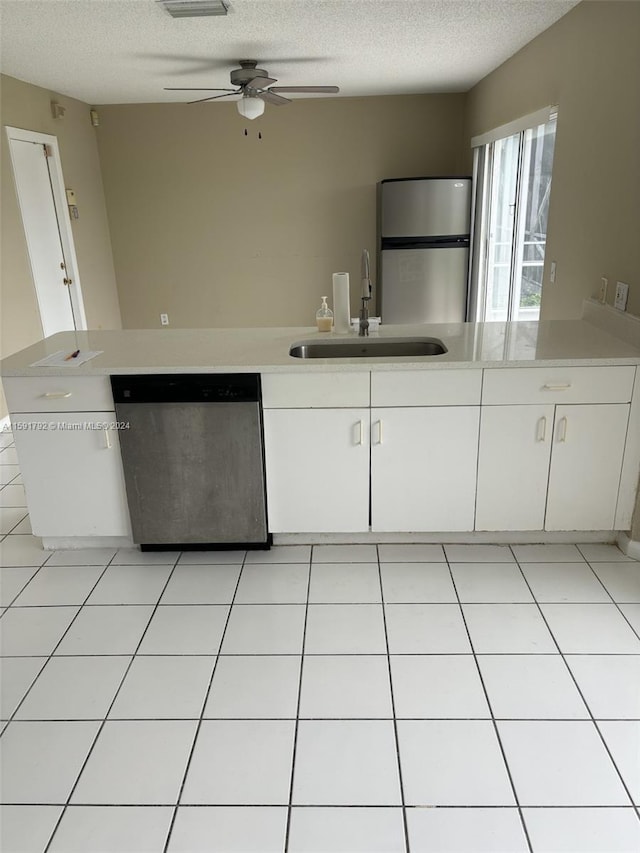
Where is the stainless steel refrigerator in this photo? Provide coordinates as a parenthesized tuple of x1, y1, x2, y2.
(377, 176, 472, 324)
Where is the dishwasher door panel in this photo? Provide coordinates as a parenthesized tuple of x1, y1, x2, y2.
(116, 401, 267, 545)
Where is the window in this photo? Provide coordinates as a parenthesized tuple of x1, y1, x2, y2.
(469, 108, 557, 322)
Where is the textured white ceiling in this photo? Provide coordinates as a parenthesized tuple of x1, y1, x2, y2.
(0, 0, 579, 104)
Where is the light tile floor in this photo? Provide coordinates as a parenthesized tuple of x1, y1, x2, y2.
(1, 432, 640, 852)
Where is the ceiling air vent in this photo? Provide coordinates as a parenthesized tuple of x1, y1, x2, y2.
(158, 0, 229, 17)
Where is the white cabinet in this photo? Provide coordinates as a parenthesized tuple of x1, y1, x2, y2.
(12, 412, 131, 537)
(476, 404, 554, 531)
(6, 376, 131, 540)
(371, 406, 480, 532)
(545, 404, 630, 531)
(371, 370, 482, 532)
(262, 373, 370, 533)
(476, 368, 633, 532)
(263, 408, 369, 533)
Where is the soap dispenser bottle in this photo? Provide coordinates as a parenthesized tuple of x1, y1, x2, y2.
(316, 296, 333, 332)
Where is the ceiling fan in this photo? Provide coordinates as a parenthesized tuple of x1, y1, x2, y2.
(164, 59, 340, 119)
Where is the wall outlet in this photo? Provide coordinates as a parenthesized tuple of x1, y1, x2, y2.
(160, 313, 169, 326)
(614, 281, 629, 312)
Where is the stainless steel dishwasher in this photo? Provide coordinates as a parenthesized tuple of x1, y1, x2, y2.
(111, 374, 270, 550)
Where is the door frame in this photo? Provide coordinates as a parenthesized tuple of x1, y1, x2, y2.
(5, 125, 87, 331)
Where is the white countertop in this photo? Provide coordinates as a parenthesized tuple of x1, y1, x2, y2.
(2, 320, 640, 377)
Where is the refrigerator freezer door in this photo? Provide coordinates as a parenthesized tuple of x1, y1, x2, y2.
(381, 178, 471, 238)
(380, 246, 469, 324)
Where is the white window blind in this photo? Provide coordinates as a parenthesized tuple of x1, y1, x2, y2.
(471, 106, 558, 148)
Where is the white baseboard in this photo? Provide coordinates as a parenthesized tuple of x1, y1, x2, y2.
(41, 536, 134, 550)
(273, 530, 617, 546)
(34, 530, 637, 552)
(616, 532, 640, 560)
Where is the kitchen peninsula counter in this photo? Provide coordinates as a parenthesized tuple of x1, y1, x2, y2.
(1, 319, 640, 377)
(2, 317, 640, 552)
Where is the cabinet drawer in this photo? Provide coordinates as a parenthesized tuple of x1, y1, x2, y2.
(261, 372, 369, 408)
(482, 366, 636, 405)
(371, 369, 482, 406)
(3, 376, 115, 413)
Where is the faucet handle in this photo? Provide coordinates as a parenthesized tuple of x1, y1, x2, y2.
(359, 297, 370, 337)
(361, 249, 371, 299)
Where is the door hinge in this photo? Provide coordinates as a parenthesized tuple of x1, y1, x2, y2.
(63, 277, 72, 286)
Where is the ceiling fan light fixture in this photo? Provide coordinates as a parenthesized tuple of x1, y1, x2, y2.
(158, 0, 229, 18)
(237, 95, 265, 120)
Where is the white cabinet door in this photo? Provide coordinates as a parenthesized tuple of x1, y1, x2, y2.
(12, 413, 131, 537)
(475, 404, 554, 531)
(371, 406, 480, 532)
(545, 403, 630, 531)
(263, 408, 369, 533)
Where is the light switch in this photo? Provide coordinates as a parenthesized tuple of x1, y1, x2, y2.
(65, 188, 76, 205)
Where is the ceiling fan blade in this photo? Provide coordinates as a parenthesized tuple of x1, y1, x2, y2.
(187, 92, 239, 104)
(259, 90, 291, 105)
(245, 76, 277, 90)
(164, 87, 237, 92)
(269, 86, 340, 94)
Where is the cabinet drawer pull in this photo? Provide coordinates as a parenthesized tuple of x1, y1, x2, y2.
(557, 416, 568, 442)
(42, 391, 72, 399)
(536, 416, 547, 442)
(542, 383, 571, 391)
(353, 420, 364, 446)
(373, 420, 383, 445)
(103, 428, 112, 450)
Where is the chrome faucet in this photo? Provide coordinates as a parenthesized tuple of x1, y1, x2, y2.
(359, 249, 372, 337)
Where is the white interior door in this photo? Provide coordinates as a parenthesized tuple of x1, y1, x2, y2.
(6, 127, 86, 336)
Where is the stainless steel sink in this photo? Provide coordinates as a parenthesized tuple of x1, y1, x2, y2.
(289, 337, 448, 359)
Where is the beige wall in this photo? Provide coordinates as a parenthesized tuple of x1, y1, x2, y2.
(0, 74, 122, 417)
(96, 94, 466, 328)
(466, 0, 640, 319)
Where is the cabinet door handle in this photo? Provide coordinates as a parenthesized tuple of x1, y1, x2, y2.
(542, 383, 571, 391)
(557, 416, 568, 442)
(536, 416, 547, 442)
(43, 391, 72, 399)
(373, 419, 383, 445)
(103, 428, 112, 450)
(353, 420, 364, 446)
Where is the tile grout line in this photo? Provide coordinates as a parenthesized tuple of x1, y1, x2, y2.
(0, 508, 29, 538)
(1, 556, 120, 729)
(3, 801, 638, 810)
(0, 548, 121, 847)
(161, 551, 249, 853)
(282, 546, 313, 853)
(376, 545, 411, 853)
(41, 551, 183, 853)
(1, 541, 638, 846)
(511, 549, 640, 823)
(447, 549, 534, 853)
(582, 556, 640, 644)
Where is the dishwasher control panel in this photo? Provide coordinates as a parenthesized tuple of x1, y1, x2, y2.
(111, 373, 261, 404)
